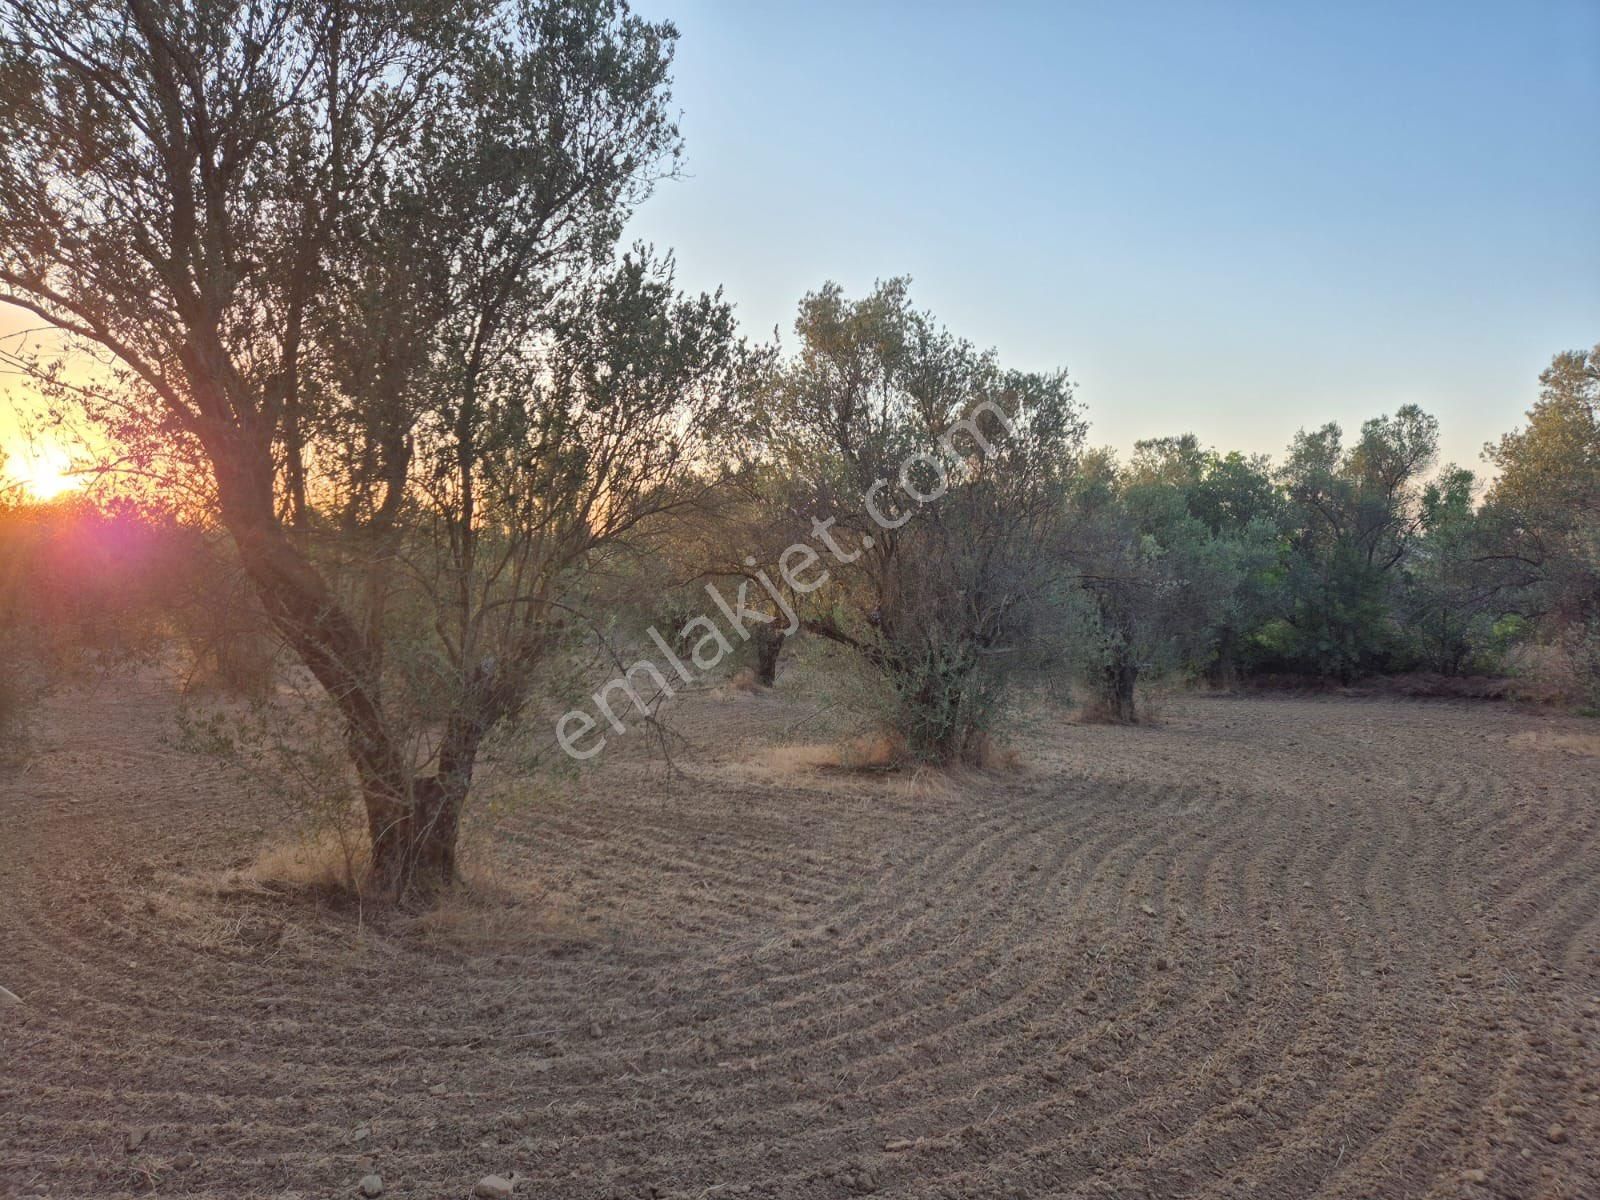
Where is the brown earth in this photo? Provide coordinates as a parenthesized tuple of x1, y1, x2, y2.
(1, 675, 1597, 1199)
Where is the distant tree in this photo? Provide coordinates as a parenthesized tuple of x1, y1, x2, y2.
(0, 0, 748, 899)
(1392, 467, 1503, 674)
(1481, 344, 1600, 700)
(755, 280, 1084, 762)
(1271, 406, 1439, 679)
(644, 472, 799, 687)
(1067, 450, 1169, 722)
(1124, 438, 1286, 684)
(1482, 346, 1600, 611)
(1068, 439, 1282, 719)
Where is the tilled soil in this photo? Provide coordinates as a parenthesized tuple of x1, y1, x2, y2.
(1, 676, 1597, 1198)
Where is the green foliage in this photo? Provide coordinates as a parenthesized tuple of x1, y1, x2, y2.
(1486, 346, 1600, 528)
(1071, 439, 1287, 712)
(1276, 541, 1395, 680)
(1390, 467, 1505, 674)
(1482, 344, 1599, 638)
(755, 279, 1085, 762)
(1565, 618, 1600, 714)
(1270, 406, 1439, 679)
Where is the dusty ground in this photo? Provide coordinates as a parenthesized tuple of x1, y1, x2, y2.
(1, 674, 1597, 1199)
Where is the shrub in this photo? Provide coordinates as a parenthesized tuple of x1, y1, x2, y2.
(1565, 618, 1600, 714)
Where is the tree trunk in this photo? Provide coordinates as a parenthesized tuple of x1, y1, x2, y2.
(753, 625, 786, 686)
(366, 773, 464, 899)
(1101, 645, 1139, 723)
(208, 437, 457, 903)
(1208, 630, 1239, 689)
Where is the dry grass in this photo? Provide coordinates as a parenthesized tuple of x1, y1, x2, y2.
(765, 728, 1024, 784)
(965, 730, 1023, 770)
(767, 729, 909, 773)
(1072, 697, 1135, 725)
(167, 822, 596, 954)
(136, 885, 309, 957)
(1074, 682, 1172, 725)
(1509, 728, 1600, 757)
(246, 825, 369, 898)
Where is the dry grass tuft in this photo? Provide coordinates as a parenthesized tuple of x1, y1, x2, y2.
(1508, 729, 1600, 758)
(153, 827, 593, 955)
(839, 730, 910, 769)
(765, 729, 1023, 778)
(1072, 697, 1128, 725)
(767, 729, 909, 774)
(761, 742, 836, 772)
(1075, 685, 1167, 726)
(246, 826, 368, 898)
(397, 830, 597, 951)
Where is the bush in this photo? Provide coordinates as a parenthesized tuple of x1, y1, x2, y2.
(1565, 618, 1600, 714)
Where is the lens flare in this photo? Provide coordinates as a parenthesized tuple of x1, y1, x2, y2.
(3, 443, 81, 501)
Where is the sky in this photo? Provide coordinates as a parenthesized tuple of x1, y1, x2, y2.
(621, 0, 1600, 470)
(3, 0, 1597, 491)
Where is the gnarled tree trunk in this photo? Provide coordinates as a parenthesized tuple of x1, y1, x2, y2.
(1100, 642, 1139, 723)
(366, 773, 465, 899)
(212, 439, 459, 902)
(753, 625, 786, 686)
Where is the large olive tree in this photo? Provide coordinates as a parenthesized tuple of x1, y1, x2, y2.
(0, 0, 744, 898)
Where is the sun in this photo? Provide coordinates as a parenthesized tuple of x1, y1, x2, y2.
(3, 443, 82, 501)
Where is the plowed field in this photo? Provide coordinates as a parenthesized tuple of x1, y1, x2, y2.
(2, 677, 1597, 1198)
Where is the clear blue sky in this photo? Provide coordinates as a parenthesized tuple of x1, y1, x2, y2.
(624, 0, 1600, 472)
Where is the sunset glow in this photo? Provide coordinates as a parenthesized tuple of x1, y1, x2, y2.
(2, 442, 81, 501)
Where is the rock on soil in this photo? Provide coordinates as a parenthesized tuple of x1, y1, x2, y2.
(474, 1175, 515, 1199)
(358, 1174, 384, 1197)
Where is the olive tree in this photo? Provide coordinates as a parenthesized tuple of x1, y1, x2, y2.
(1481, 344, 1600, 700)
(1086, 438, 1285, 714)
(0, 0, 745, 898)
(1391, 466, 1505, 674)
(1272, 406, 1439, 680)
(754, 280, 1084, 763)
